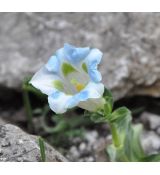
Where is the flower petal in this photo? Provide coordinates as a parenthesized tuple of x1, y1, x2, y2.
(56, 48, 66, 61)
(85, 48, 103, 83)
(78, 98, 105, 112)
(64, 43, 90, 64)
(45, 55, 59, 73)
(67, 81, 104, 110)
(29, 67, 61, 95)
(67, 91, 89, 109)
(48, 91, 72, 114)
(77, 81, 105, 112)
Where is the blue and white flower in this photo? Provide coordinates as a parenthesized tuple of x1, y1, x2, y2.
(30, 43, 105, 114)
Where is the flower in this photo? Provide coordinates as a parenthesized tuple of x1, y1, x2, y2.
(30, 43, 105, 114)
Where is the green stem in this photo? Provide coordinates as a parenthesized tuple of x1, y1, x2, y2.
(110, 123, 121, 147)
(23, 84, 33, 132)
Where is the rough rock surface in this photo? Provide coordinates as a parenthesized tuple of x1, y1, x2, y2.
(141, 112, 160, 130)
(141, 131, 160, 154)
(65, 130, 108, 162)
(0, 13, 160, 99)
(0, 118, 7, 125)
(0, 124, 67, 162)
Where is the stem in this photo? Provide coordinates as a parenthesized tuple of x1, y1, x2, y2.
(23, 85, 33, 132)
(110, 123, 121, 147)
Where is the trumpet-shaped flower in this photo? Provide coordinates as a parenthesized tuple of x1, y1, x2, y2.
(30, 43, 105, 114)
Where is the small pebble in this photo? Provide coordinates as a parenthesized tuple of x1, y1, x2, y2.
(72, 137, 82, 145)
(85, 131, 98, 144)
(17, 157, 23, 162)
(69, 146, 79, 158)
(16, 139, 24, 145)
(86, 156, 94, 162)
(0, 157, 7, 161)
(141, 112, 160, 130)
(1, 139, 10, 147)
(79, 142, 86, 151)
(141, 131, 160, 154)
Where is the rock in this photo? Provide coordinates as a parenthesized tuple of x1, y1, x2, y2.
(93, 137, 109, 162)
(157, 127, 160, 135)
(66, 130, 108, 162)
(0, 118, 7, 125)
(0, 13, 160, 99)
(79, 142, 86, 152)
(0, 124, 67, 162)
(141, 131, 160, 154)
(140, 112, 160, 130)
(85, 130, 98, 144)
(67, 146, 80, 161)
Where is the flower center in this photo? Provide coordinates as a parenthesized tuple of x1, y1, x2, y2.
(70, 78, 85, 92)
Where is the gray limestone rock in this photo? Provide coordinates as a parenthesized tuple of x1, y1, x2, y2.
(0, 118, 7, 125)
(0, 13, 160, 99)
(140, 112, 160, 130)
(0, 124, 67, 162)
(141, 131, 160, 154)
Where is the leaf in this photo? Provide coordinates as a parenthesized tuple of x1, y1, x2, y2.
(103, 88, 114, 114)
(109, 107, 131, 122)
(131, 124, 145, 160)
(107, 145, 129, 162)
(38, 137, 46, 162)
(104, 102, 112, 116)
(140, 154, 160, 162)
(103, 88, 113, 103)
(106, 107, 145, 162)
(90, 113, 108, 123)
(107, 111, 132, 161)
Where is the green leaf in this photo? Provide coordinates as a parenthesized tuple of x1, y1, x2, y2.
(107, 107, 145, 162)
(110, 107, 131, 122)
(38, 137, 46, 162)
(140, 154, 160, 162)
(103, 88, 113, 108)
(90, 112, 108, 123)
(107, 145, 129, 162)
(131, 124, 145, 160)
(109, 108, 132, 150)
(104, 102, 112, 116)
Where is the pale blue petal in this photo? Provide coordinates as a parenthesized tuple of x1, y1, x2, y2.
(67, 91, 89, 108)
(67, 81, 104, 109)
(48, 91, 72, 114)
(64, 43, 90, 64)
(29, 67, 59, 96)
(45, 55, 59, 73)
(85, 48, 103, 83)
(56, 48, 65, 61)
(88, 69, 102, 83)
(77, 82, 105, 111)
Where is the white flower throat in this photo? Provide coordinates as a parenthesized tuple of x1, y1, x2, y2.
(53, 62, 88, 95)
